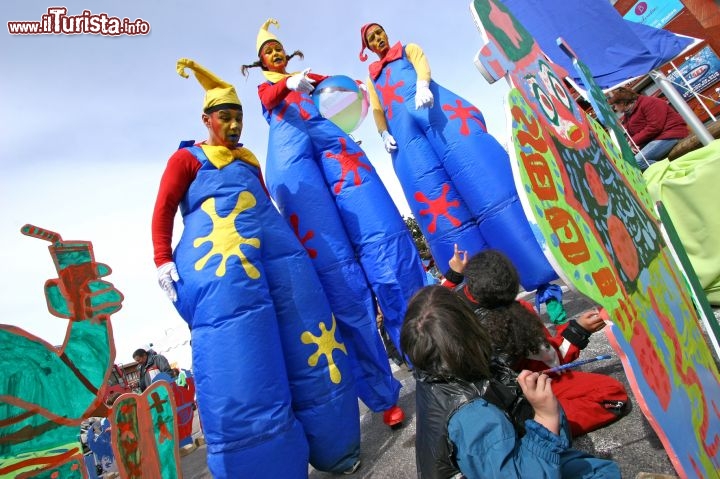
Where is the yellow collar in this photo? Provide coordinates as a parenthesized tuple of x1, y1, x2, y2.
(200, 144, 259, 170)
(261, 70, 299, 83)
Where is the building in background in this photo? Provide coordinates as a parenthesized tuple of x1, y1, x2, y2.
(119, 361, 141, 391)
(613, 0, 720, 122)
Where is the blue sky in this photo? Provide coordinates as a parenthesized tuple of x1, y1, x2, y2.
(0, 1, 511, 365)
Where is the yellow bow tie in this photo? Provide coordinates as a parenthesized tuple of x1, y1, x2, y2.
(200, 144, 260, 170)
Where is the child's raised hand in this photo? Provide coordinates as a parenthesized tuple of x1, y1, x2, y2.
(577, 308, 606, 333)
(448, 243, 469, 274)
(517, 370, 560, 435)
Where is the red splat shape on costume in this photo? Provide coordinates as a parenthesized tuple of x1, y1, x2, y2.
(324, 137, 371, 194)
(415, 183, 461, 234)
(442, 100, 487, 136)
(375, 67, 405, 120)
(290, 213, 317, 259)
(277, 92, 313, 121)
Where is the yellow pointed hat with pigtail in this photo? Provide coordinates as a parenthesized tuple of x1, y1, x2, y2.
(256, 18, 294, 83)
(176, 58, 242, 113)
(257, 18, 280, 56)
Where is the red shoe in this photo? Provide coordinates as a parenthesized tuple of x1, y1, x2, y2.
(383, 405, 405, 429)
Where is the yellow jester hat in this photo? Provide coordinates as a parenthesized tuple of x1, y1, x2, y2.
(176, 58, 242, 114)
(176, 58, 258, 168)
(256, 18, 280, 56)
(256, 18, 293, 83)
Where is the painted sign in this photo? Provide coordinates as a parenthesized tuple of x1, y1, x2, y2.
(666, 46, 720, 99)
(110, 381, 181, 478)
(470, 1, 720, 477)
(623, 0, 684, 28)
(0, 225, 124, 478)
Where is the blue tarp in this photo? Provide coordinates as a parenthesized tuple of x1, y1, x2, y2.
(503, 0, 694, 89)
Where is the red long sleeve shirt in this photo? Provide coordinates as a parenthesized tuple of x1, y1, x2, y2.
(151, 145, 268, 267)
(257, 73, 328, 111)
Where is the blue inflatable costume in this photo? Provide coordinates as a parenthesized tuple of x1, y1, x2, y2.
(359, 24, 563, 316)
(152, 59, 360, 477)
(243, 19, 427, 426)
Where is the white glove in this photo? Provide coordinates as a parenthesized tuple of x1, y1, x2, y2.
(358, 81, 368, 93)
(157, 262, 180, 302)
(381, 130, 397, 153)
(286, 68, 315, 93)
(415, 80, 434, 110)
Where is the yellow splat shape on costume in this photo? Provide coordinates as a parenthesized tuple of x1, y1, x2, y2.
(301, 315, 348, 384)
(193, 191, 261, 278)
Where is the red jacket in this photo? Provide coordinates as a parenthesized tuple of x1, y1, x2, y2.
(622, 95, 688, 148)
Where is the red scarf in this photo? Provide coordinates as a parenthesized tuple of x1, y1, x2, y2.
(369, 42, 404, 81)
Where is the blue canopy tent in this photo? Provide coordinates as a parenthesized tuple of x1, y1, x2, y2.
(501, 0, 712, 145)
(496, 0, 720, 348)
(502, 0, 694, 89)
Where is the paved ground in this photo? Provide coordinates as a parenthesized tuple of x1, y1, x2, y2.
(180, 286, 720, 478)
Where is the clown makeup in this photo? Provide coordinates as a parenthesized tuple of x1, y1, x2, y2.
(365, 24, 389, 57)
(204, 108, 243, 148)
(261, 41, 288, 73)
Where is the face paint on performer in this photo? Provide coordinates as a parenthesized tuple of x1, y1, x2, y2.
(365, 24, 389, 58)
(203, 108, 243, 148)
(261, 41, 288, 73)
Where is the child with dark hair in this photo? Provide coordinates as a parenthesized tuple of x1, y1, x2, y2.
(401, 285, 620, 478)
(460, 250, 629, 437)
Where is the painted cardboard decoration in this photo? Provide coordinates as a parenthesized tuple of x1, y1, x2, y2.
(110, 381, 181, 479)
(470, 1, 720, 477)
(0, 225, 124, 478)
(152, 371, 196, 448)
(556, 39, 720, 359)
(85, 372, 194, 477)
(555, 39, 638, 169)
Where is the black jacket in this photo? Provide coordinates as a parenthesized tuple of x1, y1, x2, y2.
(413, 361, 534, 479)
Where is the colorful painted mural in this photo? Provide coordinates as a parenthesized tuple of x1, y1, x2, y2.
(470, 1, 720, 477)
(0, 225, 124, 478)
(110, 381, 181, 479)
(558, 37, 720, 358)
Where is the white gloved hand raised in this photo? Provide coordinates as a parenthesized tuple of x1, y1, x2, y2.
(381, 130, 397, 153)
(415, 80, 434, 110)
(157, 262, 180, 302)
(286, 68, 315, 93)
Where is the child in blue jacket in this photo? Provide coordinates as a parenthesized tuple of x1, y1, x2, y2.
(401, 285, 620, 479)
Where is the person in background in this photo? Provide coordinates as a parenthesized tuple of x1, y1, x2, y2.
(401, 285, 621, 478)
(609, 86, 688, 171)
(458, 250, 629, 437)
(132, 348, 172, 392)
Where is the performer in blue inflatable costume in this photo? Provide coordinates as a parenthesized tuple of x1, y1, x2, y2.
(241, 18, 427, 428)
(151, 58, 360, 477)
(359, 23, 565, 321)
